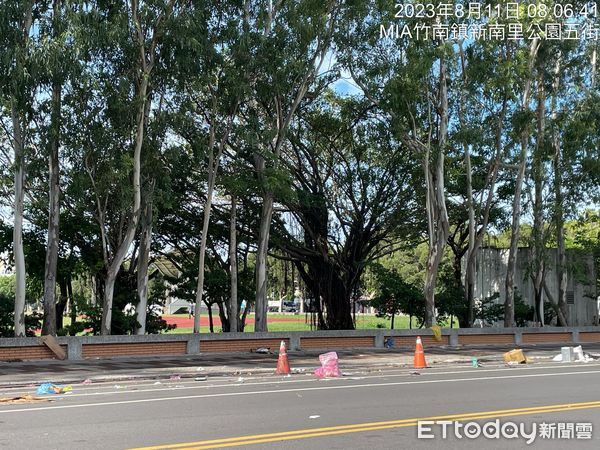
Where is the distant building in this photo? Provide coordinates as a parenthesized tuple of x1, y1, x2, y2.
(470, 247, 598, 326)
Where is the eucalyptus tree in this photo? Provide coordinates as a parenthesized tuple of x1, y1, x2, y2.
(59, 0, 181, 334)
(0, 0, 37, 336)
(450, 36, 518, 327)
(35, 0, 75, 335)
(163, 0, 249, 333)
(502, 34, 540, 326)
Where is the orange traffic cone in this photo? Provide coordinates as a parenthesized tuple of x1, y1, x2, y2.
(275, 340, 291, 375)
(413, 336, 427, 369)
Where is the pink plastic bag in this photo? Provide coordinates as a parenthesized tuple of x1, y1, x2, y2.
(314, 351, 341, 378)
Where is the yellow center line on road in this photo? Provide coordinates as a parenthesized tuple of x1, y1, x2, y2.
(130, 400, 600, 450)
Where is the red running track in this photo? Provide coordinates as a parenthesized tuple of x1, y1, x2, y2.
(162, 315, 305, 328)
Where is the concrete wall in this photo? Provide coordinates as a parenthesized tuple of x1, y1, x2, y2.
(472, 248, 598, 326)
(2, 327, 600, 361)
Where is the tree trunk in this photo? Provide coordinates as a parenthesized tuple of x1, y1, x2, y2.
(10, 0, 33, 338)
(555, 194, 569, 325)
(458, 42, 477, 327)
(465, 140, 476, 327)
(136, 186, 153, 335)
(229, 195, 239, 332)
(254, 187, 274, 332)
(42, 22, 62, 335)
(102, 273, 117, 335)
(423, 52, 450, 328)
(505, 39, 539, 327)
(12, 106, 27, 337)
(207, 302, 214, 333)
(100, 75, 147, 335)
(193, 172, 215, 334)
(543, 279, 568, 327)
(56, 278, 68, 331)
(217, 301, 229, 332)
(531, 73, 546, 325)
(319, 262, 355, 330)
(68, 276, 76, 327)
(551, 57, 569, 326)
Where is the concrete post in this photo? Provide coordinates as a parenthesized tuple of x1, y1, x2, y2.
(67, 340, 82, 360)
(449, 329, 459, 347)
(289, 334, 301, 351)
(514, 330, 523, 346)
(572, 330, 580, 344)
(375, 330, 385, 349)
(187, 334, 201, 355)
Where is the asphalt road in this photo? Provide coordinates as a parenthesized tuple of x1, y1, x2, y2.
(2, 362, 600, 449)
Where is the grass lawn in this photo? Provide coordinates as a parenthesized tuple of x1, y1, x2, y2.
(45, 313, 457, 335)
(162, 313, 458, 334)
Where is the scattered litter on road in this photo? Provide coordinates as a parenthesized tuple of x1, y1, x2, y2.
(169, 375, 181, 381)
(153, 381, 162, 385)
(0, 395, 51, 405)
(309, 415, 320, 419)
(36, 383, 72, 395)
(297, 394, 302, 398)
(196, 367, 205, 372)
(195, 376, 207, 381)
(255, 348, 270, 354)
(82, 379, 93, 385)
(291, 368, 306, 373)
(410, 371, 421, 376)
(114, 385, 123, 389)
(553, 346, 596, 363)
(236, 377, 245, 383)
(503, 349, 529, 364)
(314, 352, 341, 378)
(573, 346, 595, 362)
(471, 357, 481, 368)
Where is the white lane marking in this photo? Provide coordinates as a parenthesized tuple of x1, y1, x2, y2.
(2, 362, 599, 399)
(1, 368, 600, 414)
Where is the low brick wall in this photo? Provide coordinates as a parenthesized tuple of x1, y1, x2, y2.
(459, 334, 514, 345)
(522, 333, 572, 344)
(2, 326, 600, 361)
(388, 335, 449, 347)
(201, 338, 288, 353)
(0, 345, 66, 361)
(579, 332, 600, 343)
(82, 342, 187, 358)
(300, 336, 375, 349)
